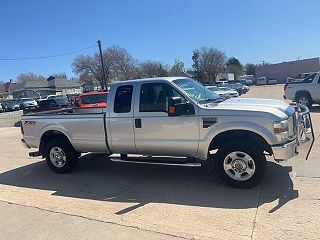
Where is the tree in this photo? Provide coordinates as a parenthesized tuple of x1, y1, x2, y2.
(50, 72, 67, 78)
(245, 63, 256, 76)
(192, 50, 203, 82)
(196, 47, 227, 82)
(73, 54, 109, 89)
(169, 59, 185, 76)
(17, 72, 46, 82)
(73, 45, 138, 89)
(139, 60, 169, 78)
(107, 45, 138, 81)
(226, 57, 243, 79)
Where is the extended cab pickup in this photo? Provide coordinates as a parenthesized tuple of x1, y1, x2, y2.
(21, 77, 314, 188)
(284, 72, 320, 108)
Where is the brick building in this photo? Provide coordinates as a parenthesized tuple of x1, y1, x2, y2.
(255, 57, 320, 83)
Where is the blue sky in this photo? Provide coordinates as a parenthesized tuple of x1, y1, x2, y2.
(0, 0, 319, 80)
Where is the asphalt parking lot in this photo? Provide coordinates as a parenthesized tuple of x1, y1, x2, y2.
(0, 85, 319, 240)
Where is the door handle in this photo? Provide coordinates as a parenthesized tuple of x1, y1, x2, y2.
(135, 119, 142, 128)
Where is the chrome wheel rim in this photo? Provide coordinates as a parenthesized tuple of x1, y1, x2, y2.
(223, 151, 256, 181)
(50, 147, 67, 168)
(298, 97, 309, 106)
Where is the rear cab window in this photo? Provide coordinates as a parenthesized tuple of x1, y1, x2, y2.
(114, 85, 133, 113)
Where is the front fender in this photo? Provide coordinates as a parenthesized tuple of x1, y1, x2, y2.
(197, 120, 276, 160)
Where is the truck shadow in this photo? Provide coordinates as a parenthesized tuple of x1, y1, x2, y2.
(0, 153, 298, 213)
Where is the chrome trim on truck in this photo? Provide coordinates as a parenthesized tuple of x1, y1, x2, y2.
(272, 104, 314, 161)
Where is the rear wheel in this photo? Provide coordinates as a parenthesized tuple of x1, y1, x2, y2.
(45, 137, 79, 173)
(296, 94, 312, 108)
(212, 142, 266, 188)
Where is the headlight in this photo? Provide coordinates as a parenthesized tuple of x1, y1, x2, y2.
(274, 119, 289, 143)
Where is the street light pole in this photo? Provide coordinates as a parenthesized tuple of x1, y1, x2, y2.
(97, 40, 106, 90)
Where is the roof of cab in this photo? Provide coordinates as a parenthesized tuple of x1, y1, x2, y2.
(112, 77, 190, 85)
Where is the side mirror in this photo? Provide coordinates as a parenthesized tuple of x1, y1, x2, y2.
(168, 97, 195, 117)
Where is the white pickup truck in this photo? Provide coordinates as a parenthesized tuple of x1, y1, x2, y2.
(21, 77, 314, 188)
(284, 72, 320, 108)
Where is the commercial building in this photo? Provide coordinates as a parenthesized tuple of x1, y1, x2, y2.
(255, 57, 320, 83)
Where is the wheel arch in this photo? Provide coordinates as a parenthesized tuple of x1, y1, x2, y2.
(295, 90, 312, 101)
(39, 130, 74, 157)
(208, 130, 272, 156)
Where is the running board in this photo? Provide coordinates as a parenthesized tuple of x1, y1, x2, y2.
(110, 158, 202, 167)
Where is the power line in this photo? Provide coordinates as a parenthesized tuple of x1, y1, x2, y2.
(0, 44, 96, 61)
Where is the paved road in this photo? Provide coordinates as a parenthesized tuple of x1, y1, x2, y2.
(0, 85, 319, 240)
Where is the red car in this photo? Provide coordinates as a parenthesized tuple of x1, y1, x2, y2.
(76, 91, 108, 108)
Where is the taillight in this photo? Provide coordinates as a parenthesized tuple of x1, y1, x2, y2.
(284, 83, 289, 91)
(20, 121, 24, 135)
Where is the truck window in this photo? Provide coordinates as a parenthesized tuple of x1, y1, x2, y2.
(303, 73, 317, 83)
(140, 83, 183, 112)
(114, 85, 133, 113)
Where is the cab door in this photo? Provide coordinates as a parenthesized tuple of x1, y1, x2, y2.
(108, 84, 136, 154)
(133, 82, 199, 157)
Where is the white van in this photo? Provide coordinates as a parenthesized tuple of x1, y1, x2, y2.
(256, 77, 267, 85)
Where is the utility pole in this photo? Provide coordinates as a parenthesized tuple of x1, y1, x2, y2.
(97, 40, 106, 90)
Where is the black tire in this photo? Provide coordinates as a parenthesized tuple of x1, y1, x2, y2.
(296, 94, 312, 108)
(212, 142, 266, 188)
(45, 137, 79, 174)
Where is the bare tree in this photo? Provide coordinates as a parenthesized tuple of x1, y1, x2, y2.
(197, 47, 227, 82)
(72, 51, 112, 89)
(138, 60, 169, 78)
(108, 45, 138, 80)
(50, 72, 67, 78)
(72, 45, 138, 89)
(17, 72, 46, 82)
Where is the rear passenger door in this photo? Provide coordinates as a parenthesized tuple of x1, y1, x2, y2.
(108, 84, 136, 154)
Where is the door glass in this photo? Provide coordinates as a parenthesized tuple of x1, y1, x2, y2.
(140, 83, 184, 112)
(114, 85, 133, 113)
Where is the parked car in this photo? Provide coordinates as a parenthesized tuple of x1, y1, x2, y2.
(205, 85, 230, 100)
(218, 86, 239, 97)
(267, 78, 278, 85)
(284, 72, 320, 108)
(228, 83, 246, 95)
(25, 97, 70, 114)
(16, 98, 38, 110)
(77, 91, 108, 108)
(21, 77, 314, 189)
(2, 100, 20, 112)
(256, 77, 267, 85)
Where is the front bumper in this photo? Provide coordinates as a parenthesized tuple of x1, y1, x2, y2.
(272, 104, 314, 161)
(272, 139, 298, 161)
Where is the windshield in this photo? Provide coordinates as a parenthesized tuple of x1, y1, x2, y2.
(173, 78, 219, 103)
(55, 96, 69, 105)
(81, 93, 108, 104)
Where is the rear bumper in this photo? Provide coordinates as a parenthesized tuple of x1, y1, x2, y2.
(21, 139, 31, 149)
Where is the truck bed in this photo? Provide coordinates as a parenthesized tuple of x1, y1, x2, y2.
(21, 109, 108, 153)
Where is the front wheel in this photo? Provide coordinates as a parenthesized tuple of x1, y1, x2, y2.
(45, 138, 79, 173)
(213, 142, 266, 188)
